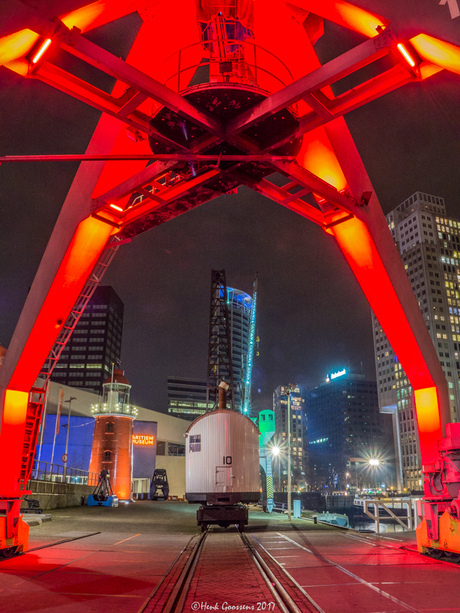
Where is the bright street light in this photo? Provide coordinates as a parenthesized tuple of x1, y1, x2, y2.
(284, 383, 297, 521)
(271, 446, 280, 457)
(369, 458, 380, 466)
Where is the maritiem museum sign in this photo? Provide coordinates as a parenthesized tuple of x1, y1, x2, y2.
(132, 434, 155, 446)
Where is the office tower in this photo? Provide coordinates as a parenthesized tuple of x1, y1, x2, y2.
(51, 286, 124, 392)
(168, 283, 255, 417)
(373, 192, 460, 491)
(168, 270, 257, 419)
(227, 286, 255, 412)
(273, 385, 307, 490)
(306, 369, 393, 491)
(167, 376, 211, 421)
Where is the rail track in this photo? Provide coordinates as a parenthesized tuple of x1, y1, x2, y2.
(138, 526, 322, 613)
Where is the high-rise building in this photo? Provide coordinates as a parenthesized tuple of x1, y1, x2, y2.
(305, 370, 393, 491)
(167, 377, 212, 421)
(373, 192, 460, 491)
(227, 286, 254, 412)
(273, 385, 307, 490)
(51, 286, 124, 392)
(168, 281, 256, 419)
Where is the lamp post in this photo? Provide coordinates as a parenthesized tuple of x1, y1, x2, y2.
(285, 384, 296, 521)
(63, 397, 76, 481)
(271, 445, 281, 492)
(368, 458, 380, 490)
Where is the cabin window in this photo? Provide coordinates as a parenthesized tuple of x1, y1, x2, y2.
(190, 434, 201, 452)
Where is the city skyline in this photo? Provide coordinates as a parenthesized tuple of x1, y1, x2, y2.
(1, 16, 460, 412)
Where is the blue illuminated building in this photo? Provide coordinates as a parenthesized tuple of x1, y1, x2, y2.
(226, 285, 256, 413)
(168, 278, 258, 419)
(306, 370, 393, 490)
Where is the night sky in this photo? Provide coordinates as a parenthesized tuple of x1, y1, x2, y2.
(1, 9, 460, 413)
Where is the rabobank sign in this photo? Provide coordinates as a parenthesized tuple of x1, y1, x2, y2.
(330, 368, 347, 380)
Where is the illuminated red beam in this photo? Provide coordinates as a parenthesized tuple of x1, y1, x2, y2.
(0, 154, 295, 163)
(332, 217, 443, 464)
(244, 177, 327, 227)
(58, 31, 222, 136)
(0, 1, 142, 69)
(8, 217, 114, 392)
(118, 169, 221, 225)
(290, 0, 388, 38)
(264, 64, 414, 154)
(411, 33, 460, 75)
(225, 35, 391, 137)
(33, 61, 186, 152)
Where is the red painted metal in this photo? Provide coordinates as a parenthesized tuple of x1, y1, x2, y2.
(1, 0, 460, 556)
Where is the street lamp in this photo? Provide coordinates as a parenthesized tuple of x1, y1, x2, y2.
(284, 383, 296, 521)
(270, 445, 281, 492)
(63, 397, 76, 481)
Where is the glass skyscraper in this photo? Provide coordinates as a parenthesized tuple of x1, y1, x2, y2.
(168, 285, 255, 418)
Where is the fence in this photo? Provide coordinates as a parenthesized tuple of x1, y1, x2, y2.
(29, 460, 99, 487)
(354, 497, 421, 532)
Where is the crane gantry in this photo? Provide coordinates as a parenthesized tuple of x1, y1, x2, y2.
(0, 0, 460, 557)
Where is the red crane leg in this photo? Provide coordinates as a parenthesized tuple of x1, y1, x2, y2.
(0, 111, 121, 555)
(0, 217, 114, 489)
(332, 216, 443, 465)
(0, 8, 202, 556)
(323, 116, 449, 466)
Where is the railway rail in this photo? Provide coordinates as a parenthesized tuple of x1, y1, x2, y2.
(138, 526, 321, 613)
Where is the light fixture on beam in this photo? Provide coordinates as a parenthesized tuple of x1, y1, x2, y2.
(397, 43, 416, 68)
(32, 39, 52, 64)
(109, 204, 124, 212)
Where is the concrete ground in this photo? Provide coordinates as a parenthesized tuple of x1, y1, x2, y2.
(0, 501, 458, 613)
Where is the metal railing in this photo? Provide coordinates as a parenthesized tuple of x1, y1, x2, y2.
(160, 38, 295, 95)
(355, 497, 421, 532)
(29, 460, 99, 487)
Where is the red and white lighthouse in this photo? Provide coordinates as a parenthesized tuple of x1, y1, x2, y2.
(89, 370, 137, 501)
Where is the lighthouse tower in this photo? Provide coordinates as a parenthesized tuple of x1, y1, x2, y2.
(89, 369, 137, 501)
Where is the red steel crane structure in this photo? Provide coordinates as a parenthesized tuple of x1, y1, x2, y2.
(0, 0, 460, 557)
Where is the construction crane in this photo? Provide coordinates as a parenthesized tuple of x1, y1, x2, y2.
(0, 0, 460, 558)
(206, 270, 235, 411)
